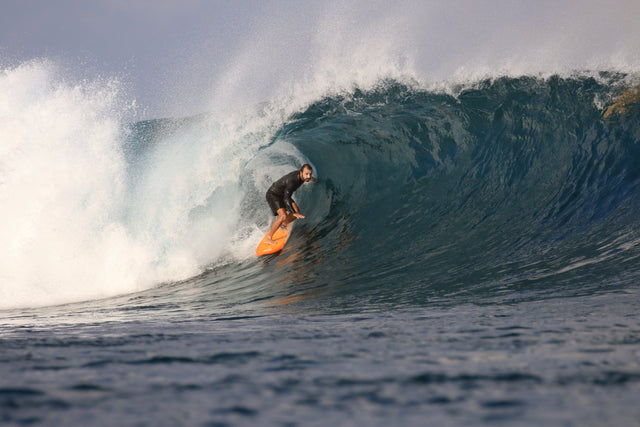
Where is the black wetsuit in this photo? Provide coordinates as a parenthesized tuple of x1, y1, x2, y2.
(266, 171, 304, 216)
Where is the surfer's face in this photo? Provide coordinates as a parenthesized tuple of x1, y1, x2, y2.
(300, 168, 313, 182)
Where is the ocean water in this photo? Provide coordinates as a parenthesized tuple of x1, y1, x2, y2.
(2, 4, 640, 425)
(2, 68, 640, 426)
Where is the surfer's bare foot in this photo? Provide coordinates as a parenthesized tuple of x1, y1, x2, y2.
(265, 237, 276, 245)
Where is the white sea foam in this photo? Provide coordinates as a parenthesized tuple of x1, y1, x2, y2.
(0, 61, 278, 309)
(0, 61, 138, 308)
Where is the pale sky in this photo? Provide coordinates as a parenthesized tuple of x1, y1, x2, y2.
(1, 1, 291, 117)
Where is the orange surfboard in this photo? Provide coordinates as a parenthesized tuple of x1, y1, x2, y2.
(256, 223, 294, 256)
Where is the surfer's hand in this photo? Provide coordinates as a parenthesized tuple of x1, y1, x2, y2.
(294, 213, 305, 219)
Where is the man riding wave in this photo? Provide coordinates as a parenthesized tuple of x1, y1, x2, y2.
(264, 164, 316, 244)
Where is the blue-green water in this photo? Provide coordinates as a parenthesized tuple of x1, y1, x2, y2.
(2, 75, 640, 425)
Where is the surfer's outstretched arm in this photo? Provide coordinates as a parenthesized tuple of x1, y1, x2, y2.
(290, 202, 304, 220)
(282, 204, 304, 228)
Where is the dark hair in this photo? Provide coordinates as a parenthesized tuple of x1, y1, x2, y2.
(300, 163, 313, 173)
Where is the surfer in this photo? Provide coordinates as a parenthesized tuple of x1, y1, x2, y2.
(264, 164, 316, 244)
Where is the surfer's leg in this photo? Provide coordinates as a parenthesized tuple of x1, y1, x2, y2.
(266, 208, 287, 243)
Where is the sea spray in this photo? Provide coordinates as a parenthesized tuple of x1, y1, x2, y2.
(0, 61, 147, 308)
(0, 61, 315, 309)
(0, 62, 255, 309)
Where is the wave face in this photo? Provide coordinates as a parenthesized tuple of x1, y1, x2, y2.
(256, 74, 640, 308)
(2, 62, 639, 310)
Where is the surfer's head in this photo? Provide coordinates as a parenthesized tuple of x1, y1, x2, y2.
(300, 164, 316, 182)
